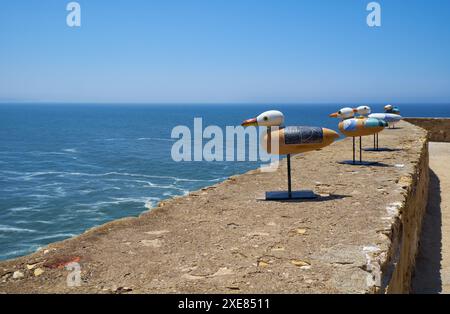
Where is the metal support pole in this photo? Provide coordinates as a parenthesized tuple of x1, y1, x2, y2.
(359, 136, 362, 162)
(287, 154, 292, 199)
(352, 137, 356, 164)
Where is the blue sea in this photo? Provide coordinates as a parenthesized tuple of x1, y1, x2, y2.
(0, 103, 449, 260)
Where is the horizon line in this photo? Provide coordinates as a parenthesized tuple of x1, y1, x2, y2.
(1, 101, 450, 106)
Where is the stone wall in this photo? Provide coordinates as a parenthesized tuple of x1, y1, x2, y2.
(382, 135, 429, 293)
(404, 118, 450, 142)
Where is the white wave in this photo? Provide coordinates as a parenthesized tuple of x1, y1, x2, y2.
(7, 206, 34, 212)
(141, 181, 184, 190)
(74, 204, 103, 210)
(39, 182, 62, 188)
(94, 171, 221, 183)
(54, 186, 67, 197)
(33, 233, 76, 241)
(113, 196, 161, 202)
(1, 169, 224, 184)
(86, 217, 107, 222)
(73, 208, 105, 214)
(137, 137, 175, 142)
(29, 151, 73, 156)
(103, 138, 126, 141)
(102, 178, 180, 190)
(62, 148, 77, 153)
(34, 220, 54, 225)
(74, 196, 161, 209)
(29, 194, 55, 199)
(145, 200, 155, 210)
(1, 248, 35, 259)
(79, 189, 95, 195)
(0, 225, 37, 233)
(0, 151, 68, 156)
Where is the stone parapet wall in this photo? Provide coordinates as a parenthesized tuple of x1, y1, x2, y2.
(383, 135, 429, 293)
(404, 118, 450, 142)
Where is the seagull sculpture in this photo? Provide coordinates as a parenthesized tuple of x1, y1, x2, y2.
(241, 110, 339, 200)
(353, 105, 382, 151)
(369, 112, 402, 129)
(330, 107, 387, 165)
(384, 104, 401, 115)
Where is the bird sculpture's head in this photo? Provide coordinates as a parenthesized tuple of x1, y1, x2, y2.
(354, 105, 371, 116)
(329, 107, 354, 120)
(384, 104, 393, 111)
(241, 110, 285, 127)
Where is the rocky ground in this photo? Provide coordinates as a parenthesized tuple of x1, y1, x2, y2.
(0, 121, 427, 294)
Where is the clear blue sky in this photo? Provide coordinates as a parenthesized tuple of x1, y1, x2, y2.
(1, 0, 449, 104)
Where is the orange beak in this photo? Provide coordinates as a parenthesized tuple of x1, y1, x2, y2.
(352, 108, 358, 113)
(241, 118, 258, 127)
(329, 112, 338, 118)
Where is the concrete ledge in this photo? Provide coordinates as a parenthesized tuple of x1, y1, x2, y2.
(0, 121, 429, 294)
(404, 118, 450, 142)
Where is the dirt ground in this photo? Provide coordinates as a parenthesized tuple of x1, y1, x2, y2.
(412, 142, 450, 294)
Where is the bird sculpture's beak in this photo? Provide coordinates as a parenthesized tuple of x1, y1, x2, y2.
(241, 118, 258, 127)
(352, 108, 358, 113)
(329, 112, 338, 118)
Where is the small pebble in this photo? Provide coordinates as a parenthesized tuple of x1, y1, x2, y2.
(13, 271, 24, 279)
(34, 268, 44, 277)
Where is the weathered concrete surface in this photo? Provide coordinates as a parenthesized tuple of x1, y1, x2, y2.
(412, 142, 450, 294)
(0, 121, 428, 294)
(405, 118, 450, 142)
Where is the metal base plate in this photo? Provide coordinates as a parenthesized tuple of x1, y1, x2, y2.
(265, 190, 318, 200)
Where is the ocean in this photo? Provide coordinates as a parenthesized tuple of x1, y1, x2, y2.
(0, 103, 449, 260)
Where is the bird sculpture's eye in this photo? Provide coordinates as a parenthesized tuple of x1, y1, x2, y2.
(263, 116, 269, 121)
(338, 111, 342, 114)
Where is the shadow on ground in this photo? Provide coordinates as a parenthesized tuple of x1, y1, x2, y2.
(363, 148, 404, 152)
(412, 169, 442, 294)
(337, 161, 393, 167)
(258, 194, 351, 203)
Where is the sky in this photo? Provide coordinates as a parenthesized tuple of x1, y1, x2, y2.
(0, 0, 450, 104)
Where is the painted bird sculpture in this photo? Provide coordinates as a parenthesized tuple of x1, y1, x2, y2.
(384, 104, 401, 115)
(241, 110, 339, 200)
(241, 110, 339, 155)
(353, 105, 386, 150)
(369, 112, 402, 129)
(368, 105, 402, 129)
(330, 107, 387, 137)
(330, 107, 388, 164)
